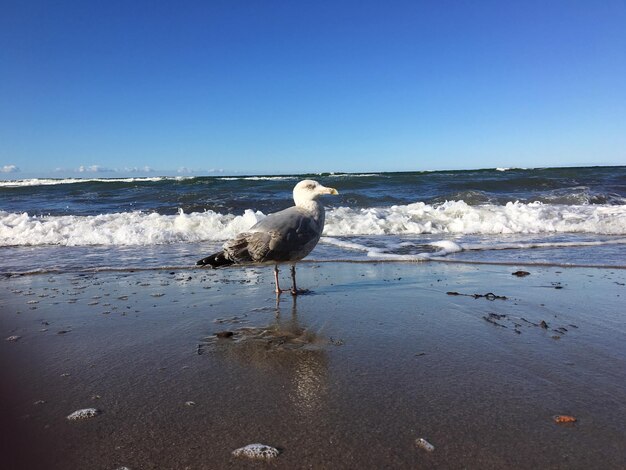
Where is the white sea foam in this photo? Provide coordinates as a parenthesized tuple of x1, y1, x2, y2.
(326, 173, 380, 178)
(319, 237, 372, 252)
(0, 176, 192, 187)
(0, 208, 265, 246)
(324, 201, 626, 236)
(219, 176, 298, 181)
(1, 201, 626, 247)
(496, 167, 529, 171)
(218, 173, 379, 181)
(321, 238, 463, 261)
(460, 238, 626, 252)
(430, 240, 463, 254)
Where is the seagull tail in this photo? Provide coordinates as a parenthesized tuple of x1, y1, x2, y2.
(196, 251, 234, 268)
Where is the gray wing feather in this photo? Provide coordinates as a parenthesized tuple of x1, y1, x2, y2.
(224, 207, 322, 264)
(223, 231, 271, 263)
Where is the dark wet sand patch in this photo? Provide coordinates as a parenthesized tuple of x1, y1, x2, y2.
(1, 263, 625, 469)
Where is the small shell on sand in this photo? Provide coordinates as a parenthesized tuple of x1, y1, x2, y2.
(416, 438, 435, 452)
(232, 443, 280, 460)
(6, 335, 21, 342)
(67, 408, 101, 420)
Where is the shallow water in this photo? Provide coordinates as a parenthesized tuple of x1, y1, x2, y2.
(2, 166, 625, 273)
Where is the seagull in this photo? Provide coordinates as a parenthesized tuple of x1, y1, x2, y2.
(197, 179, 339, 295)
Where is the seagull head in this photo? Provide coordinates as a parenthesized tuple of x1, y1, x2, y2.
(293, 179, 339, 206)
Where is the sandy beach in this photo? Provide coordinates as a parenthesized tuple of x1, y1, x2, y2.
(1, 262, 625, 469)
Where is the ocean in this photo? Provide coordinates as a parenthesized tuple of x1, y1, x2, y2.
(1, 166, 626, 274)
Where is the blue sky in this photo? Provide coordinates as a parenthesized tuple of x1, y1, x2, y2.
(1, 0, 625, 178)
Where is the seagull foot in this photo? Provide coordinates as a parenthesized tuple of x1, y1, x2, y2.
(275, 288, 293, 296)
(291, 288, 312, 296)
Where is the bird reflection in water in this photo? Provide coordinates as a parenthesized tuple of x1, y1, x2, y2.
(200, 296, 329, 417)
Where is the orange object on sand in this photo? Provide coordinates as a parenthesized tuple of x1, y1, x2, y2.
(554, 415, 577, 423)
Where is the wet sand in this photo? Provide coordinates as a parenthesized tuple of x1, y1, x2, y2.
(1, 262, 625, 469)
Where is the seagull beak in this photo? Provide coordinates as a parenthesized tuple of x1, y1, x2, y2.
(324, 187, 339, 195)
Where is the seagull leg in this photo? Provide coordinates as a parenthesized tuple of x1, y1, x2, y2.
(274, 265, 282, 295)
(290, 264, 298, 295)
(289, 265, 310, 296)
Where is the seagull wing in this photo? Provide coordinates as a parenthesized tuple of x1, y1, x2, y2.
(224, 206, 322, 264)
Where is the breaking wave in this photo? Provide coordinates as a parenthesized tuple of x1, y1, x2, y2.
(1, 200, 626, 247)
(324, 201, 626, 236)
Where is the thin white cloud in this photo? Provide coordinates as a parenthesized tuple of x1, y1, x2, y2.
(121, 166, 156, 173)
(77, 165, 113, 173)
(1, 164, 20, 173)
(177, 167, 225, 174)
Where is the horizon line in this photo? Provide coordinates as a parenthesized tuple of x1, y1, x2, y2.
(1, 163, 626, 181)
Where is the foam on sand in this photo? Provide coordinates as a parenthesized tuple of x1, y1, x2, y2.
(66, 408, 100, 420)
(232, 443, 279, 460)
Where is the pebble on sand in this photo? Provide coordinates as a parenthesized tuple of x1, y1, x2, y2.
(232, 443, 280, 460)
(6, 335, 21, 342)
(66, 408, 101, 420)
(415, 438, 435, 452)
